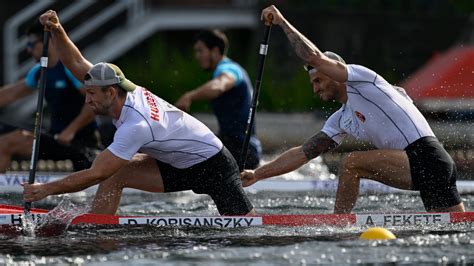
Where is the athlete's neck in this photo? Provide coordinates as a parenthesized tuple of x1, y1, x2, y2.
(210, 55, 225, 70)
(112, 94, 128, 120)
(337, 83, 348, 104)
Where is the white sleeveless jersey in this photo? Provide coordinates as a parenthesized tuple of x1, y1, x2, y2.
(321, 65, 435, 150)
(107, 87, 223, 168)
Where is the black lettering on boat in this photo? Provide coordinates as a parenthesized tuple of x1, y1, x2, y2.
(156, 218, 168, 225)
(394, 215, 402, 225)
(380, 214, 447, 226)
(9, 214, 42, 225)
(244, 218, 253, 226)
(424, 215, 432, 223)
(365, 215, 374, 225)
(402, 215, 412, 225)
(203, 218, 213, 226)
(127, 218, 137, 225)
(117, 216, 260, 227)
(233, 218, 242, 227)
(11, 214, 22, 225)
(194, 219, 202, 226)
(423, 215, 430, 223)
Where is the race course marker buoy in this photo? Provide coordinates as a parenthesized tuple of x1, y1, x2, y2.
(359, 227, 396, 240)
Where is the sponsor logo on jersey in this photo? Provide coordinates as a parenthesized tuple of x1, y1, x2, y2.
(55, 80, 66, 89)
(143, 89, 160, 121)
(355, 111, 366, 123)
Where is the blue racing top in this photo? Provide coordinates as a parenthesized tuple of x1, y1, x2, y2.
(25, 61, 97, 139)
(211, 57, 261, 151)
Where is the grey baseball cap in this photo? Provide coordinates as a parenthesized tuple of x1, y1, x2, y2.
(304, 51, 346, 73)
(84, 62, 136, 92)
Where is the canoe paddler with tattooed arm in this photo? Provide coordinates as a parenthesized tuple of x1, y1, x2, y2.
(241, 5, 465, 214)
(23, 10, 256, 216)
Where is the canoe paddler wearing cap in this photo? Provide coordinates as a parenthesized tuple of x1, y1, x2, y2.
(241, 5, 464, 214)
(85, 62, 137, 91)
(23, 10, 256, 217)
(81, 62, 137, 116)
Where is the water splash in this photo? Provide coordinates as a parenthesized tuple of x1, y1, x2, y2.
(21, 211, 37, 237)
(35, 196, 89, 237)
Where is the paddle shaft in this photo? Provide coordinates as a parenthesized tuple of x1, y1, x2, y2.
(24, 29, 50, 214)
(239, 18, 272, 171)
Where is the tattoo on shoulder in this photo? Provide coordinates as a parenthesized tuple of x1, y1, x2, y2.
(302, 132, 338, 160)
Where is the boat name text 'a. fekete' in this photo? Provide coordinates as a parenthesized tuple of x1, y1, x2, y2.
(357, 213, 448, 226)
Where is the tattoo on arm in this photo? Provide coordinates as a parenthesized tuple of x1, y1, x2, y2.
(280, 21, 321, 64)
(302, 131, 338, 160)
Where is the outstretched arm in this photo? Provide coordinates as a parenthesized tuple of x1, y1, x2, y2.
(241, 131, 338, 187)
(56, 91, 96, 145)
(175, 73, 235, 112)
(261, 5, 348, 82)
(39, 10, 92, 82)
(23, 149, 128, 202)
(0, 80, 34, 108)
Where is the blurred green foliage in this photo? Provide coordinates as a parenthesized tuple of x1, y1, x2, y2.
(116, 30, 340, 113)
(117, 33, 211, 112)
(116, 0, 471, 113)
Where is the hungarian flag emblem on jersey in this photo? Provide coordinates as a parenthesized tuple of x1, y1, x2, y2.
(355, 111, 366, 123)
